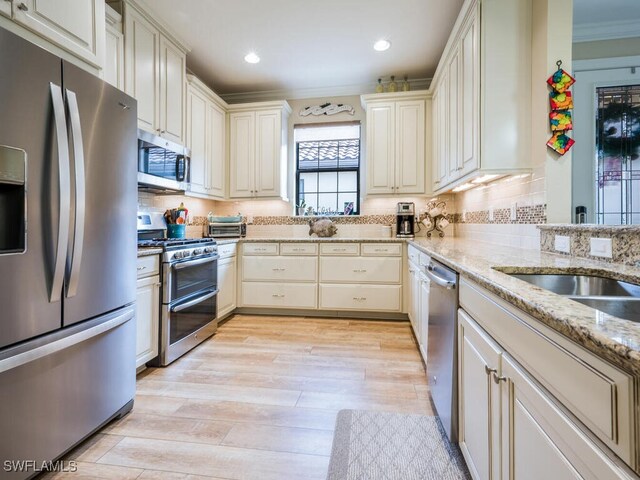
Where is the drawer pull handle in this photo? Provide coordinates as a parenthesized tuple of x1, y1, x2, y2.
(17, 2, 28, 11)
(271, 294, 285, 298)
(137, 266, 146, 271)
(374, 248, 388, 252)
(352, 297, 367, 301)
(353, 269, 367, 273)
(272, 268, 285, 271)
(292, 248, 303, 251)
(334, 248, 346, 251)
(255, 248, 267, 251)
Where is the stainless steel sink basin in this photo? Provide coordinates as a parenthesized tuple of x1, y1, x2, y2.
(571, 297, 640, 322)
(505, 273, 640, 322)
(508, 274, 640, 297)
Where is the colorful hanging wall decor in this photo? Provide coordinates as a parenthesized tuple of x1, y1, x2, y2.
(547, 60, 575, 155)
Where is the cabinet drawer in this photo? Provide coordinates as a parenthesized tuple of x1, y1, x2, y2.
(319, 284, 402, 312)
(241, 282, 317, 309)
(280, 243, 318, 255)
(320, 257, 401, 284)
(460, 279, 635, 465)
(218, 243, 237, 258)
(243, 256, 317, 282)
(243, 243, 278, 255)
(361, 243, 402, 256)
(320, 243, 360, 256)
(136, 255, 160, 279)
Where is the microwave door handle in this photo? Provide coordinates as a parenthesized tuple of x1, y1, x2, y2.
(64, 89, 85, 298)
(171, 289, 219, 313)
(176, 155, 185, 182)
(49, 83, 71, 303)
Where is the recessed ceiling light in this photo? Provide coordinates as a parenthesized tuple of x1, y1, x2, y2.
(373, 39, 391, 52)
(244, 52, 260, 64)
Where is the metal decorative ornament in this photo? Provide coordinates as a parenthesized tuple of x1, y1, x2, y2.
(422, 200, 450, 238)
(300, 102, 355, 117)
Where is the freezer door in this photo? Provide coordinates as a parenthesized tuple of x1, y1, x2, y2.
(0, 27, 65, 348)
(61, 61, 138, 326)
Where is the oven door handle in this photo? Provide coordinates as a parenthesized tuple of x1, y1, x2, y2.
(170, 289, 219, 313)
(172, 255, 219, 270)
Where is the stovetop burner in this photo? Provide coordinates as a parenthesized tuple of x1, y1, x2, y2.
(138, 237, 216, 250)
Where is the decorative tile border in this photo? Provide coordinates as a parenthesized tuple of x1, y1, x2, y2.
(539, 225, 640, 266)
(452, 204, 546, 225)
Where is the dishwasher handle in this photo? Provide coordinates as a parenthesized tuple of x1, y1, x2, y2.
(426, 264, 457, 290)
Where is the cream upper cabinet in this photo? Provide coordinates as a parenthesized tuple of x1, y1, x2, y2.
(361, 91, 430, 195)
(11, 0, 105, 69)
(123, 6, 158, 133)
(122, 1, 188, 143)
(365, 102, 395, 195)
(159, 35, 185, 144)
(186, 75, 227, 200)
(228, 101, 290, 199)
(104, 5, 124, 89)
(431, 0, 532, 192)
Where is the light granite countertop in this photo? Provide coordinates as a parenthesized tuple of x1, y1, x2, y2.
(137, 247, 163, 257)
(239, 237, 403, 243)
(408, 237, 640, 376)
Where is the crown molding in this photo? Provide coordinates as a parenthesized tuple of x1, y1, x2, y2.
(220, 78, 432, 104)
(573, 19, 640, 43)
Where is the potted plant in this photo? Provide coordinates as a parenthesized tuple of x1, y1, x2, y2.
(296, 200, 307, 216)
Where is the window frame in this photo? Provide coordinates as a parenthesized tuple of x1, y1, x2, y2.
(295, 134, 361, 216)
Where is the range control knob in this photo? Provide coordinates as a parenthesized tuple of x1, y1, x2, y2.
(173, 252, 183, 260)
(193, 248, 203, 256)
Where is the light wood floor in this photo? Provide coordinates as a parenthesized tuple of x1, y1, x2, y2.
(45, 314, 432, 480)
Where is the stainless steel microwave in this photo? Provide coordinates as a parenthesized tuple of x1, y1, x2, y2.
(137, 129, 190, 193)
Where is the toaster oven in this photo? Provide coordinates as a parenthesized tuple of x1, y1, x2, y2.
(207, 222, 246, 238)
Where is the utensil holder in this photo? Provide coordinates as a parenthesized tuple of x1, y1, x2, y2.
(167, 224, 186, 239)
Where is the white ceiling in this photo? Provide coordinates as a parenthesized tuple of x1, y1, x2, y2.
(141, 0, 464, 98)
(573, 0, 640, 25)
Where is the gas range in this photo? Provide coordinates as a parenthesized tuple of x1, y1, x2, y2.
(137, 237, 217, 263)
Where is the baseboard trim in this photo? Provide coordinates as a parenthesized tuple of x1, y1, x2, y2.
(232, 307, 409, 321)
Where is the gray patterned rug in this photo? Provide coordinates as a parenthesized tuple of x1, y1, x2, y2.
(327, 410, 471, 480)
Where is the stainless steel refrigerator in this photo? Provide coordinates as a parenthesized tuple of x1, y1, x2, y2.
(0, 27, 137, 478)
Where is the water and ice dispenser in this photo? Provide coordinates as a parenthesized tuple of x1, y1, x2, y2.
(0, 146, 26, 254)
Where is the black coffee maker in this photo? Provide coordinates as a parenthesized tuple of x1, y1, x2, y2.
(396, 202, 416, 238)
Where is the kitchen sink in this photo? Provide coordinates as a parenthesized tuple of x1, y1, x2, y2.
(505, 273, 640, 323)
(507, 273, 640, 297)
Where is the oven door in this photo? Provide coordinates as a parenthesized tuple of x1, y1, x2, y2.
(169, 288, 218, 345)
(165, 256, 218, 303)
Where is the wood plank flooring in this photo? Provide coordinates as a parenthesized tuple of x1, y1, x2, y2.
(44, 315, 432, 480)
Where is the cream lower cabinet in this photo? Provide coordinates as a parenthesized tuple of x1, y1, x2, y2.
(407, 245, 430, 360)
(361, 92, 430, 195)
(228, 102, 291, 199)
(135, 255, 160, 369)
(217, 243, 237, 319)
(459, 280, 637, 480)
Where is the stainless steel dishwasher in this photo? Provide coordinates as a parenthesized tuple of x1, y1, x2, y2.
(426, 258, 459, 442)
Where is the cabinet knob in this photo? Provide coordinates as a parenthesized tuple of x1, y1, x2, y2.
(492, 372, 507, 384)
(484, 365, 497, 376)
(17, 2, 28, 10)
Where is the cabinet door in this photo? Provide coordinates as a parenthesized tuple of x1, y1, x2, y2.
(124, 7, 159, 133)
(395, 100, 425, 194)
(254, 109, 281, 197)
(186, 87, 208, 195)
(418, 275, 429, 359)
(218, 257, 236, 318)
(407, 267, 418, 332)
(135, 275, 159, 368)
(159, 36, 185, 144)
(458, 310, 502, 480)
(104, 22, 124, 89)
(501, 355, 635, 480)
(460, 10, 480, 176)
(207, 101, 226, 198)
(14, 0, 104, 68)
(436, 74, 449, 187)
(0, 1, 11, 18)
(229, 111, 255, 198)
(447, 49, 461, 181)
(366, 102, 395, 194)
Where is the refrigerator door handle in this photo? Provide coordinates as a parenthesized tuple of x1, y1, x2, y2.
(49, 83, 71, 303)
(65, 89, 85, 298)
